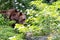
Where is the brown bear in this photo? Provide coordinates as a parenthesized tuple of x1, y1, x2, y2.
(0, 9, 26, 27)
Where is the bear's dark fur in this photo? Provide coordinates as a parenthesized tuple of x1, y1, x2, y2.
(0, 9, 26, 27)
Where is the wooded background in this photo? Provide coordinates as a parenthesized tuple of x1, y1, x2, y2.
(0, 0, 60, 40)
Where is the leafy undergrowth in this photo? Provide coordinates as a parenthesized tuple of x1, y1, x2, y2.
(0, 25, 26, 40)
(0, 0, 60, 40)
(0, 25, 17, 40)
(0, 14, 19, 40)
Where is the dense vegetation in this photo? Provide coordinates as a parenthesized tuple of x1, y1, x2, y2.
(0, 0, 60, 40)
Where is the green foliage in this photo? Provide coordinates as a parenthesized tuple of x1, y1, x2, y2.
(0, 14, 17, 40)
(14, 0, 60, 40)
(0, 0, 13, 10)
(0, 25, 17, 40)
(9, 33, 26, 40)
(0, 14, 16, 26)
(42, 0, 57, 4)
(0, 0, 60, 40)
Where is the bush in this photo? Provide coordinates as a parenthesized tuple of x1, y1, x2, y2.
(0, 0, 60, 40)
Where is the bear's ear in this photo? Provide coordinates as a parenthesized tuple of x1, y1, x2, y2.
(15, 9, 18, 12)
(20, 12, 22, 16)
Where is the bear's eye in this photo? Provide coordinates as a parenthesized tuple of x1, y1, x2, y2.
(12, 14, 16, 16)
(22, 19, 25, 21)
